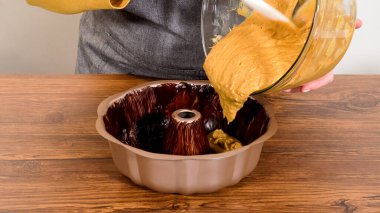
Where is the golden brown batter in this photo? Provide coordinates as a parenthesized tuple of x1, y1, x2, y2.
(204, 0, 316, 122)
(208, 130, 243, 153)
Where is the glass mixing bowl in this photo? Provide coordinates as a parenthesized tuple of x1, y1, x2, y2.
(201, 0, 357, 93)
(201, 0, 252, 56)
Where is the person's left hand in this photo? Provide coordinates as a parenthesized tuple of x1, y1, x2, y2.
(283, 19, 362, 93)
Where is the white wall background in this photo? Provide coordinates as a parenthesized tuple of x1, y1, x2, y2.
(0, 1, 80, 74)
(0, 0, 379, 74)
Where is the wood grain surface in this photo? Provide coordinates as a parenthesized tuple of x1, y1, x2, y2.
(0, 75, 379, 213)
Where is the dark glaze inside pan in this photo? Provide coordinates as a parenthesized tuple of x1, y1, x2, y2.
(103, 82, 270, 155)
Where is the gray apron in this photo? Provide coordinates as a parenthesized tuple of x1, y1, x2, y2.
(76, 0, 207, 80)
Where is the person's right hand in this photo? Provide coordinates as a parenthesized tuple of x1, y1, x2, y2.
(355, 19, 363, 29)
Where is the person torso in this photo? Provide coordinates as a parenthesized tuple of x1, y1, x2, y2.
(76, 0, 207, 80)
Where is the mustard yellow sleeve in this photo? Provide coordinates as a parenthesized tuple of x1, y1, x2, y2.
(26, 0, 131, 14)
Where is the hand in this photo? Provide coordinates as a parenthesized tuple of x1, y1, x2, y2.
(284, 19, 362, 93)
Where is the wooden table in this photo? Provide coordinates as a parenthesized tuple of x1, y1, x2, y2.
(0, 75, 379, 212)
